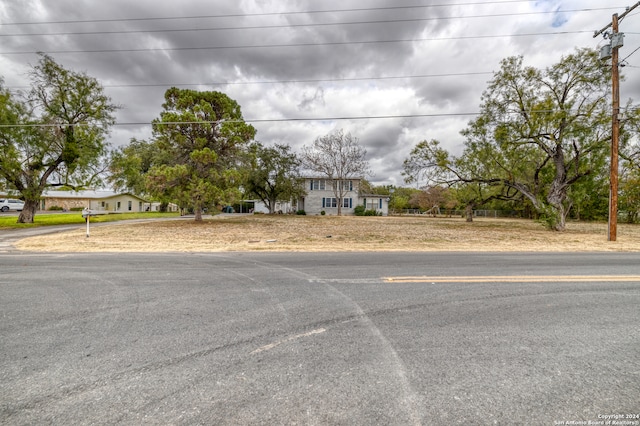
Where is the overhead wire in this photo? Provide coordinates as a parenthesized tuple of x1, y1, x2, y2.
(0, 106, 627, 129)
(0, 1, 569, 26)
(5, 71, 495, 90)
(621, 45, 640, 62)
(0, 113, 482, 129)
(0, 30, 595, 55)
(0, 2, 628, 129)
(0, 7, 619, 38)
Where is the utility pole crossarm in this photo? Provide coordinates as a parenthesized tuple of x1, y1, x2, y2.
(593, 1, 640, 38)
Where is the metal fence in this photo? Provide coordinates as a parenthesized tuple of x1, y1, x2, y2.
(391, 209, 523, 218)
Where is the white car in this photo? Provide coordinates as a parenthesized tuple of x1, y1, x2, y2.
(0, 198, 25, 212)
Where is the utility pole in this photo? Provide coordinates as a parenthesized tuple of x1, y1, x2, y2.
(609, 13, 620, 242)
(594, 2, 639, 242)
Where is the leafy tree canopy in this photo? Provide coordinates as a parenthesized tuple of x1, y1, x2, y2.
(0, 54, 118, 223)
(404, 48, 634, 230)
(145, 88, 256, 221)
(244, 142, 305, 214)
(108, 138, 166, 197)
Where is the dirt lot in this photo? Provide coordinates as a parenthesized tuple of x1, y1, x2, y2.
(14, 214, 640, 252)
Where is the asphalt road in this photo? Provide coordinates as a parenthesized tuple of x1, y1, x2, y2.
(1, 251, 639, 425)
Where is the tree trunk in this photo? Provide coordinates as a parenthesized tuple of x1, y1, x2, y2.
(17, 199, 39, 224)
(465, 204, 473, 222)
(547, 149, 569, 231)
(547, 192, 567, 231)
(194, 206, 203, 222)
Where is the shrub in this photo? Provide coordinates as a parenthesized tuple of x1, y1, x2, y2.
(48, 206, 64, 211)
(320, 210, 326, 215)
(70, 207, 84, 211)
(354, 205, 380, 216)
(295, 209, 306, 215)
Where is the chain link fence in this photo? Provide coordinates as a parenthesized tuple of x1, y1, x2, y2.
(391, 209, 523, 218)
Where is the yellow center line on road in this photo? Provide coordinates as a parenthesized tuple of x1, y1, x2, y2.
(384, 275, 640, 283)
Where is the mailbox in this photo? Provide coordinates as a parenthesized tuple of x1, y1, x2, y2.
(81, 208, 107, 237)
(82, 208, 98, 218)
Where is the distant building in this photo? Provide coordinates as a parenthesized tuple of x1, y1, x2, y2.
(40, 190, 151, 212)
(250, 200, 296, 214)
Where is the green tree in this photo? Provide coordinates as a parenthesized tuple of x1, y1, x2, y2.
(359, 181, 398, 198)
(404, 139, 519, 221)
(108, 138, 161, 196)
(405, 49, 613, 230)
(619, 171, 640, 223)
(387, 186, 420, 212)
(302, 129, 371, 215)
(108, 138, 176, 211)
(245, 142, 305, 214)
(146, 88, 256, 221)
(410, 185, 455, 216)
(619, 107, 640, 223)
(0, 55, 117, 223)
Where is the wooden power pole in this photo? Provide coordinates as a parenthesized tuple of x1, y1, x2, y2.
(610, 14, 620, 242)
(593, 2, 640, 242)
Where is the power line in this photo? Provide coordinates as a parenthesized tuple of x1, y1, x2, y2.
(0, 8, 618, 37)
(0, 30, 593, 55)
(2, 106, 630, 129)
(621, 45, 640, 62)
(0, 113, 480, 128)
(0, 1, 545, 26)
(102, 72, 496, 89)
(4, 71, 495, 90)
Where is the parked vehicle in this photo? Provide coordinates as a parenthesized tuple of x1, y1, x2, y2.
(0, 198, 25, 212)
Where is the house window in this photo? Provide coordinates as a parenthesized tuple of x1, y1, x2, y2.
(322, 197, 337, 208)
(341, 180, 353, 191)
(139, 202, 142, 211)
(128, 201, 132, 211)
(310, 180, 325, 191)
(365, 198, 380, 211)
(322, 198, 352, 208)
(117, 201, 121, 210)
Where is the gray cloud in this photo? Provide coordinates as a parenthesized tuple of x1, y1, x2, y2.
(1, 0, 636, 186)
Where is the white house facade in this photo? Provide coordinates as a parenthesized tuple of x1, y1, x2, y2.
(298, 178, 389, 216)
(360, 194, 390, 216)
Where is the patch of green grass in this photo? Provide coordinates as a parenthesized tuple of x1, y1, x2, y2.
(0, 212, 180, 229)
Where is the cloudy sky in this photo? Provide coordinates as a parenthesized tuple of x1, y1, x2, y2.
(1, 0, 638, 186)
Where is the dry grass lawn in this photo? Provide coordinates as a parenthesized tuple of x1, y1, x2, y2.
(14, 214, 640, 252)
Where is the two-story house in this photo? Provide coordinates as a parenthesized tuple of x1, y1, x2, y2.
(297, 177, 389, 216)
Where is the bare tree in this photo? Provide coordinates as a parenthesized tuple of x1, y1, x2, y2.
(302, 129, 371, 215)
